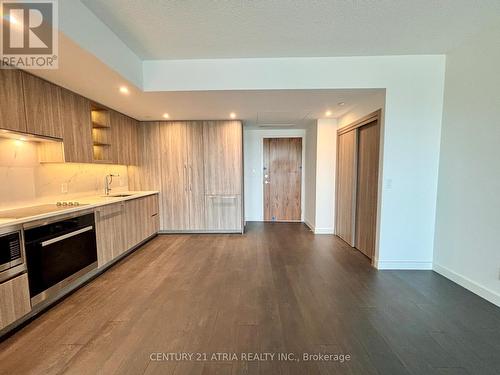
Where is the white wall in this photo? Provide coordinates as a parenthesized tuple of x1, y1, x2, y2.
(145, 55, 446, 269)
(243, 128, 306, 221)
(313, 119, 337, 234)
(304, 125, 317, 229)
(433, 25, 500, 307)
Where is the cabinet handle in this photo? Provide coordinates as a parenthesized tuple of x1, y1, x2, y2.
(183, 165, 187, 192)
(189, 165, 193, 192)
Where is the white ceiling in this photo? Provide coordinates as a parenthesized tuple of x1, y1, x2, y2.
(81, 0, 500, 60)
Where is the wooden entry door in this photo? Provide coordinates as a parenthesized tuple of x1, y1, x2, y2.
(263, 138, 302, 221)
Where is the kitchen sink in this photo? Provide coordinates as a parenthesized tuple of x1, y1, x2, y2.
(103, 194, 135, 198)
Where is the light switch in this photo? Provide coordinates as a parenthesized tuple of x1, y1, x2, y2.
(61, 183, 68, 193)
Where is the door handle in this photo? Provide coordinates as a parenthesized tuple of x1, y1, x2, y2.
(41, 226, 93, 247)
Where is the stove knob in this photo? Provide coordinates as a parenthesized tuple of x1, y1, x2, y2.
(56, 202, 62, 206)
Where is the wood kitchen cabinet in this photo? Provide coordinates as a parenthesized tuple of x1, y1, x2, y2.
(123, 195, 159, 249)
(95, 202, 126, 267)
(134, 120, 243, 233)
(159, 121, 205, 231)
(0, 273, 31, 330)
(203, 120, 243, 195)
(22, 72, 63, 139)
(60, 88, 94, 163)
(205, 195, 242, 231)
(110, 110, 139, 165)
(95, 195, 159, 268)
(203, 121, 243, 232)
(0, 69, 27, 133)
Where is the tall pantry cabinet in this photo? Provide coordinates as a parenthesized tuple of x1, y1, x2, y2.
(130, 120, 244, 233)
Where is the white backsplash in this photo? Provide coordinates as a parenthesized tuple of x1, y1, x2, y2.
(0, 138, 128, 210)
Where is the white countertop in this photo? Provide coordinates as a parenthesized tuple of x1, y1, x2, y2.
(0, 191, 159, 229)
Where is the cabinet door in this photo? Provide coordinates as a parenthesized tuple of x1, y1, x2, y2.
(22, 72, 63, 138)
(110, 111, 125, 164)
(123, 196, 159, 249)
(186, 121, 205, 230)
(110, 112, 139, 165)
(95, 203, 126, 267)
(60, 89, 93, 163)
(127, 117, 140, 165)
(0, 69, 27, 132)
(203, 121, 243, 195)
(159, 122, 190, 230)
(205, 195, 242, 232)
(0, 273, 31, 330)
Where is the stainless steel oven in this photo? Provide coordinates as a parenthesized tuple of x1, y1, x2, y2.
(0, 225, 26, 283)
(24, 213, 98, 306)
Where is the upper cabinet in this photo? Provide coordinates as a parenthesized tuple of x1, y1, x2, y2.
(59, 88, 94, 163)
(0, 69, 27, 132)
(203, 120, 243, 195)
(22, 72, 63, 139)
(110, 110, 139, 165)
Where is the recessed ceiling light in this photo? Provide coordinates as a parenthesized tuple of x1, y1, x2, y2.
(162, 113, 170, 119)
(325, 110, 332, 117)
(338, 102, 346, 106)
(230, 112, 237, 119)
(119, 86, 129, 95)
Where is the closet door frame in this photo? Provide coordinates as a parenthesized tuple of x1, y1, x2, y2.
(335, 109, 382, 263)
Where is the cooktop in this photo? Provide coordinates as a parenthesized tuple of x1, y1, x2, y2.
(0, 203, 89, 220)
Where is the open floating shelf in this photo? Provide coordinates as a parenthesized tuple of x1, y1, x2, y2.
(91, 103, 112, 162)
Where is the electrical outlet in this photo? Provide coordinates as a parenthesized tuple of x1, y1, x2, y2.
(61, 183, 68, 193)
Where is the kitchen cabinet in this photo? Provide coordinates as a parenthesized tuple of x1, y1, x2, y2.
(95, 202, 126, 267)
(22, 72, 63, 139)
(205, 195, 242, 231)
(0, 69, 27, 133)
(0, 274, 31, 330)
(203, 121, 243, 232)
(123, 195, 159, 249)
(203, 120, 243, 195)
(159, 121, 205, 231)
(95, 195, 159, 268)
(110, 111, 139, 165)
(60, 88, 94, 163)
(135, 120, 243, 233)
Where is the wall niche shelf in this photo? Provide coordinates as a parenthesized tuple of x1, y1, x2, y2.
(91, 104, 112, 162)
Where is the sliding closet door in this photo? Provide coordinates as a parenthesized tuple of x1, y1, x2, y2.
(335, 130, 357, 245)
(159, 122, 190, 230)
(355, 120, 380, 259)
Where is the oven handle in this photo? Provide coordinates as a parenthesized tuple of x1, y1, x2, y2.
(41, 226, 94, 247)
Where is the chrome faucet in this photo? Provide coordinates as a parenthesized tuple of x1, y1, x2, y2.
(104, 174, 119, 196)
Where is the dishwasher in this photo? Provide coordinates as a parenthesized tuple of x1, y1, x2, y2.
(24, 213, 98, 306)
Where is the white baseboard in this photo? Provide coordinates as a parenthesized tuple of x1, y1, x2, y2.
(314, 227, 334, 234)
(433, 263, 500, 307)
(374, 260, 433, 270)
(303, 220, 334, 235)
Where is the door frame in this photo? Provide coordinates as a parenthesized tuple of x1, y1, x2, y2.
(261, 134, 305, 222)
(335, 109, 383, 265)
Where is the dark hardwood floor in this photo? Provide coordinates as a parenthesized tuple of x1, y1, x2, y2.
(1, 222, 499, 375)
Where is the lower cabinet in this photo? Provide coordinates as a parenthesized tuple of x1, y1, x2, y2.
(95, 195, 159, 268)
(205, 195, 242, 232)
(95, 202, 127, 267)
(0, 274, 31, 331)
